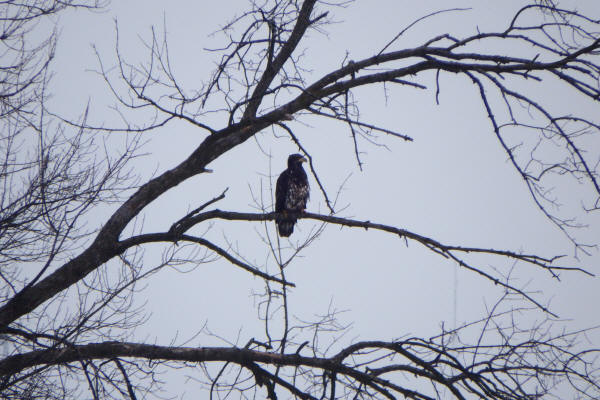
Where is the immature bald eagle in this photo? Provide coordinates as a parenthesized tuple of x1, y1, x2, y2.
(275, 154, 309, 237)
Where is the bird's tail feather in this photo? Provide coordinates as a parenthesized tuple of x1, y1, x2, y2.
(277, 219, 296, 237)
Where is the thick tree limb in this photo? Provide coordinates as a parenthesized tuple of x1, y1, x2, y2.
(242, 0, 319, 120)
(0, 341, 455, 400)
(2, 334, 597, 399)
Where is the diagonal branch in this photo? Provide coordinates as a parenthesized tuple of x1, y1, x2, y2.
(118, 232, 294, 287)
(242, 0, 321, 120)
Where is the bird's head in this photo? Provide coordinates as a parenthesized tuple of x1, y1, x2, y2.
(287, 153, 307, 168)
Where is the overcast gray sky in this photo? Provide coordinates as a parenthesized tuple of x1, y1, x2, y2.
(43, 0, 600, 396)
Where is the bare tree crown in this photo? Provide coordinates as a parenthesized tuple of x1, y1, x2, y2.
(1, 1, 599, 399)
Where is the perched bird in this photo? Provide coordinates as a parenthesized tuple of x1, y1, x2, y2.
(275, 153, 310, 237)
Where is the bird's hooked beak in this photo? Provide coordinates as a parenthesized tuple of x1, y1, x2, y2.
(300, 156, 307, 163)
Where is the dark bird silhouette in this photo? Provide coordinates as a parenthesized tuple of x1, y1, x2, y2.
(275, 154, 309, 237)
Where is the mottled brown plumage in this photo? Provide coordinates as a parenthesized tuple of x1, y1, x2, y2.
(275, 154, 309, 237)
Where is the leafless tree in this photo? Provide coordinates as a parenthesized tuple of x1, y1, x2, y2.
(1, 0, 599, 399)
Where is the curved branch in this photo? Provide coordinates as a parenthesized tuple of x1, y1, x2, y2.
(3, 332, 598, 400)
(164, 209, 593, 316)
(118, 232, 294, 287)
(0, 341, 443, 399)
